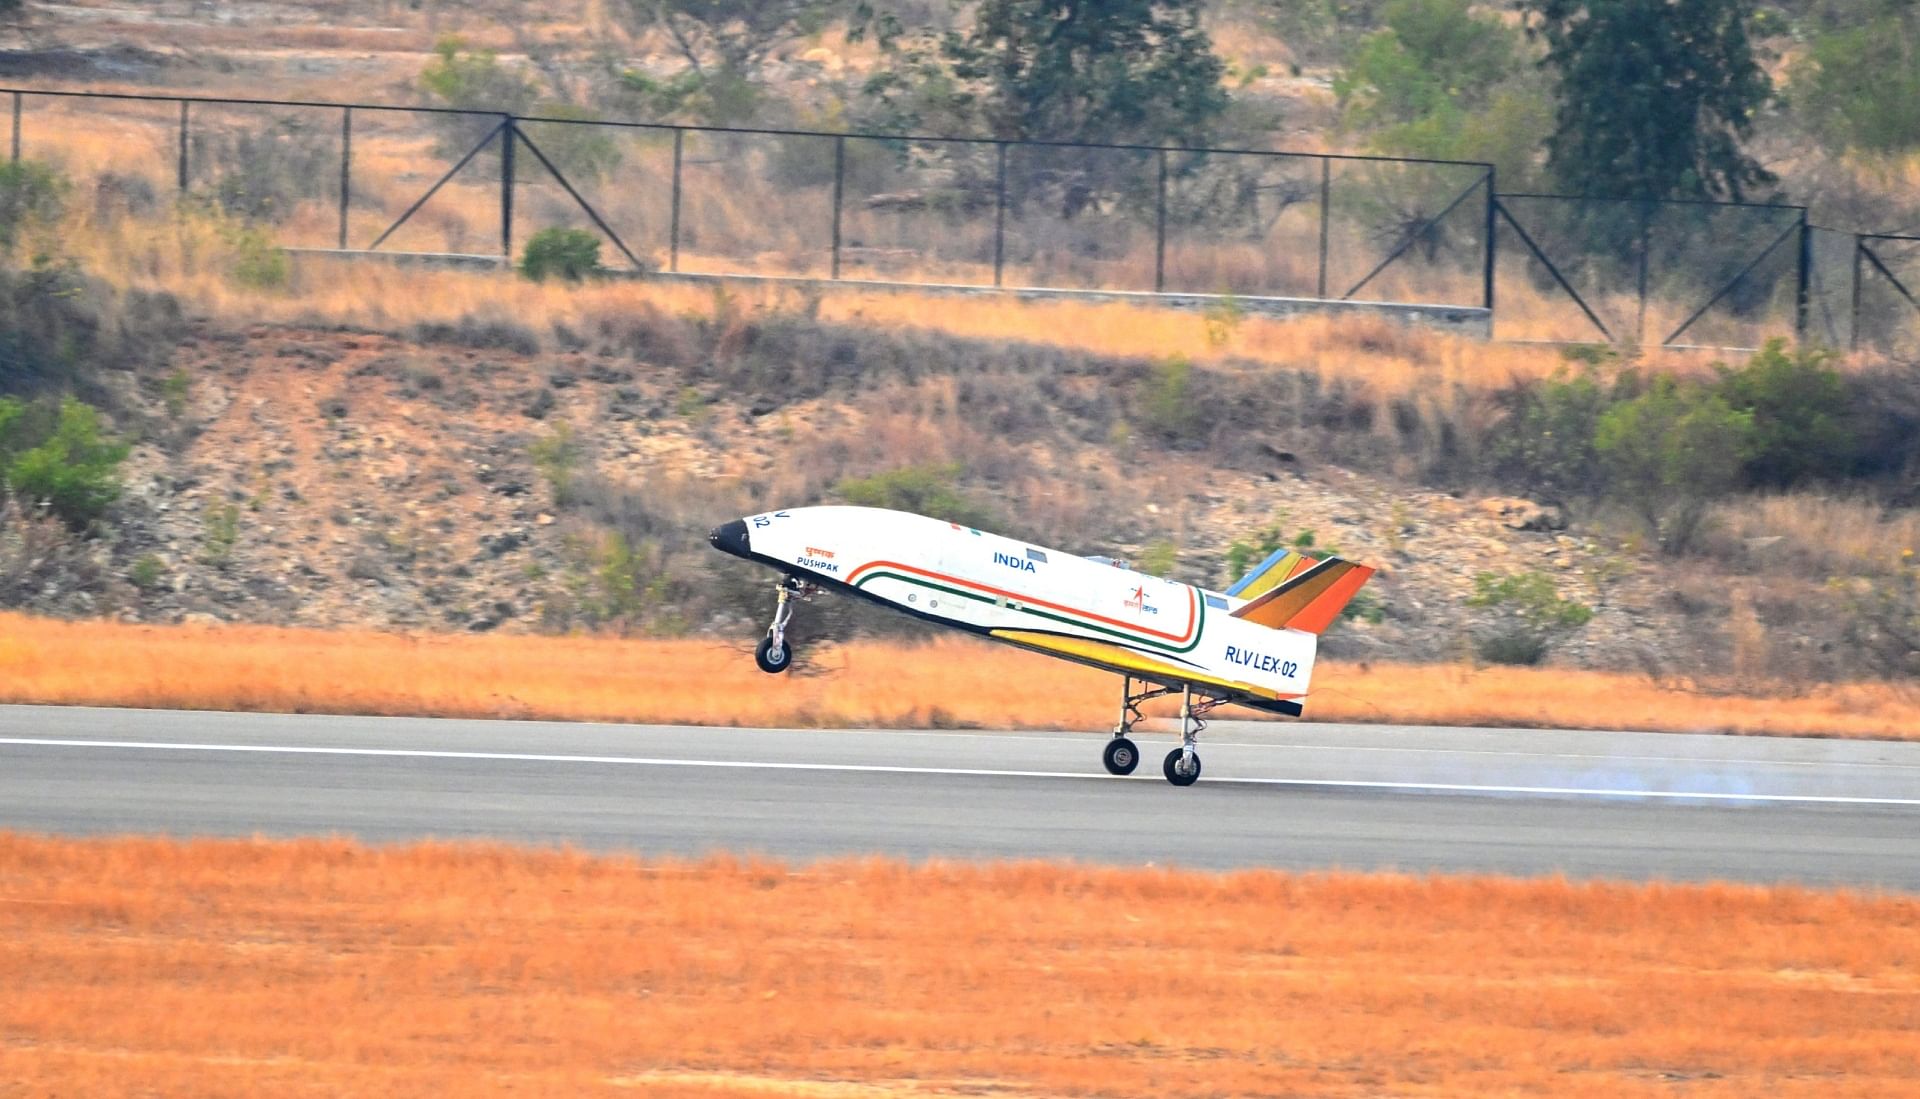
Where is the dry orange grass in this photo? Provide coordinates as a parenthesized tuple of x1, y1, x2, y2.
(55, 198, 1743, 409)
(5, 612, 1920, 739)
(2, 834, 1917, 1098)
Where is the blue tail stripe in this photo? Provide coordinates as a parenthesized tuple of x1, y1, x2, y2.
(1226, 546, 1298, 597)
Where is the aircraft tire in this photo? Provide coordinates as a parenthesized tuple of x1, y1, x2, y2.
(754, 635, 793, 674)
(1162, 748, 1201, 787)
(1102, 737, 1141, 776)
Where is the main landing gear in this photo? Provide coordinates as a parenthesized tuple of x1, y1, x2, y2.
(754, 575, 814, 674)
(1108, 676, 1224, 786)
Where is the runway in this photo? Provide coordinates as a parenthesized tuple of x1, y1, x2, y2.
(3, 704, 1917, 889)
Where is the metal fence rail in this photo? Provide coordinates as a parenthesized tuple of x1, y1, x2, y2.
(5, 85, 1916, 351)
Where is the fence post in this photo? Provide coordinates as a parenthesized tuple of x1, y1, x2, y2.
(1636, 200, 1651, 345)
(337, 107, 352, 250)
(177, 100, 190, 192)
(10, 92, 19, 164)
(669, 128, 683, 273)
(1850, 234, 1865, 351)
(1481, 166, 1497, 325)
(1154, 148, 1168, 293)
(830, 134, 845, 280)
(499, 115, 515, 262)
(1316, 157, 1331, 299)
(993, 142, 1008, 288)
(1795, 208, 1812, 341)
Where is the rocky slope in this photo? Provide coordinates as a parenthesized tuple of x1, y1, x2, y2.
(5, 308, 1843, 683)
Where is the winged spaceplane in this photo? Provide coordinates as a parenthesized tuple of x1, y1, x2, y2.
(709, 505, 1374, 786)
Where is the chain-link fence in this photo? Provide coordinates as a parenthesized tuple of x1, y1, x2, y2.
(6, 85, 1916, 351)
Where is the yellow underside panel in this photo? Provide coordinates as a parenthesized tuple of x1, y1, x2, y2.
(989, 629, 1296, 702)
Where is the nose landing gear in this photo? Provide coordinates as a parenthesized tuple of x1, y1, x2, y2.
(754, 575, 814, 675)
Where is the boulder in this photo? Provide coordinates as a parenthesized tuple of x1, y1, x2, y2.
(1478, 496, 1567, 532)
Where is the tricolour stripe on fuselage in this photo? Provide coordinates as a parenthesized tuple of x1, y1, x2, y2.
(847, 559, 1205, 655)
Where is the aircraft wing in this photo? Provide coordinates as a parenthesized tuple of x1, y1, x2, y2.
(989, 629, 1303, 713)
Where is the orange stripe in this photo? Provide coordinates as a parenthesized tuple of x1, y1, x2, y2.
(849, 559, 1199, 644)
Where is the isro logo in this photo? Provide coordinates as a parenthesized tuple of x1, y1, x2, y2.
(1123, 584, 1160, 615)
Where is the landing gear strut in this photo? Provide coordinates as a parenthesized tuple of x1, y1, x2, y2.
(1104, 675, 1172, 776)
(1162, 685, 1224, 787)
(754, 576, 812, 674)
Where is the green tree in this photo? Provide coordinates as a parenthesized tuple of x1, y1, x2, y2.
(1523, 0, 1775, 200)
(419, 36, 541, 116)
(855, 0, 1229, 145)
(1334, 0, 1550, 185)
(418, 38, 622, 182)
(610, 0, 836, 124)
(1790, 1, 1920, 155)
(1594, 375, 1754, 553)
(1336, 0, 1521, 128)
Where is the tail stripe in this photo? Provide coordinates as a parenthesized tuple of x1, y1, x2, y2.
(1230, 557, 1374, 633)
(1224, 547, 1316, 600)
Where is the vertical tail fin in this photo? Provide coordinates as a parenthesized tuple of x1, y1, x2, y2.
(1230, 557, 1375, 634)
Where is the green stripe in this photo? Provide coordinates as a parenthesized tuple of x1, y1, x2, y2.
(854, 569, 1206, 655)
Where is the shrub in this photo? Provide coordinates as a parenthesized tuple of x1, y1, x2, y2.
(1140, 355, 1210, 447)
(226, 222, 291, 290)
(529, 422, 581, 504)
(520, 228, 603, 283)
(0, 253, 183, 393)
(129, 553, 166, 590)
(1714, 338, 1856, 488)
(0, 160, 68, 253)
(1466, 569, 1593, 664)
(1138, 540, 1179, 578)
(516, 107, 625, 185)
(189, 119, 335, 224)
(2, 397, 129, 529)
(1594, 375, 1754, 554)
(1831, 557, 1920, 677)
(1486, 360, 1628, 501)
(1476, 629, 1549, 666)
(201, 501, 241, 566)
(836, 464, 997, 530)
(1224, 518, 1309, 584)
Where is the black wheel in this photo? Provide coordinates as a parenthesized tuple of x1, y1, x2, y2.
(1163, 747, 1201, 786)
(754, 635, 793, 674)
(1102, 737, 1140, 776)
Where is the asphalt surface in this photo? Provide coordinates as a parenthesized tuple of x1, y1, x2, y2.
(2, 704, 1917, 889)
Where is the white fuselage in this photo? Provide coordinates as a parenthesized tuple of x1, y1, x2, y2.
(732, 506, 1316, 700)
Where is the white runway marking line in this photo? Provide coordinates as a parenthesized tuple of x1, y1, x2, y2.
(825, 729, 1920, 771)
(5, 737, 1920, 807)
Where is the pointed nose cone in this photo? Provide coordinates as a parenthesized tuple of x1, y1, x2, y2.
(708, 518, 751, 559)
